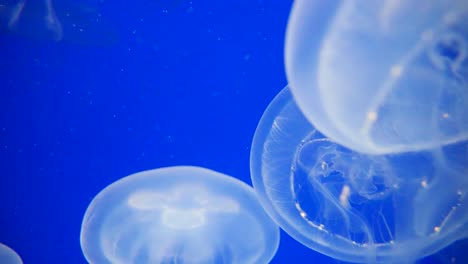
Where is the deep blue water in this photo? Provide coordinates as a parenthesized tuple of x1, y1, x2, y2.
(0, 1, 467, 263)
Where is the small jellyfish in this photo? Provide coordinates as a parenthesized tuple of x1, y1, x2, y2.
(0, 0, 118, 46)
(1, 0, 63, 41)
(250, 86, 468, 263)
(0, 243, 22, 264)
(80, 166, 280, 264)
(285, 0, 468, 154)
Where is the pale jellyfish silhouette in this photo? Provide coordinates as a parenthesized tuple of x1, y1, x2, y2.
(1, 0, 63, 41)
(285, 0, 468, 154)
(0, 243, 22, 264)
(80, 166, 280, 264)
(0, 0, 118, 46)
(250, 87, 468, 263)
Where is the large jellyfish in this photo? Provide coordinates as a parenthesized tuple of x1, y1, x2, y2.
(0, 243, 22, 264)
(250, 87, 468, 263)
(285, 0, 468, 154)
(80, 166, 280, 264)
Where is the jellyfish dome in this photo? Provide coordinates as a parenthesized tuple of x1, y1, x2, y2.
(250, 86, 468, 263)
(0, 243, 23, 264)
(285, 0, 468, 154)
(80, 166, 280, 264)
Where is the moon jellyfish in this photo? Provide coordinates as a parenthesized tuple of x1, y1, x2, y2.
(250, 87, 468, 263)
(285, 0, 468, 154)
(1, 0, 63, 41)
(80, 166, 280, 264)
(0, 243, 22, 264)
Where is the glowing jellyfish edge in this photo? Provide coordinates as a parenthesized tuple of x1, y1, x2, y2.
(0, 243, 23, 264)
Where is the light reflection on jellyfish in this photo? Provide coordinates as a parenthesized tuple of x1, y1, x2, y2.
(250, 87, 468, 263)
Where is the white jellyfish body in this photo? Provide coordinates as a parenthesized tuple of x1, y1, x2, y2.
(285, 0, 468, 154)
(250, 87, 468, 263)
(80, 166, 280, 264)
(0, 243, 23, 264)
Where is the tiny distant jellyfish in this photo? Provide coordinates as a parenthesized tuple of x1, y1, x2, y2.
(1, 0, 120, 46)
(0, 243, 23, 264)
(1, 0, 63, 41)
(80, 166, 280, 264)
(285, 0, 468, 154)
(250, 86, 468, 263)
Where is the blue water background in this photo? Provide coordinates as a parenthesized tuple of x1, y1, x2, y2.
(1, 0, 466, 263)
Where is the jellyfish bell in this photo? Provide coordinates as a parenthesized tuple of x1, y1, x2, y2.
(0, 243, 22, 264)
(80, 166, 279, 264)
(285, 0, 468, 154)
(250, 86, 468, 263)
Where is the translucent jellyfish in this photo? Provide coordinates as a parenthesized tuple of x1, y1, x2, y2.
(0, 243, 22, 264)
(1, 0, 63, 41)
(80, 166, 280, 264)
(285, 0, 468, 154)
(250, 86, 468, 263)
(0, 0, 117, 46)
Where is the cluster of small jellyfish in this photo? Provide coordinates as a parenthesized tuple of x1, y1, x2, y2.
(2, 0, 467, 263)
